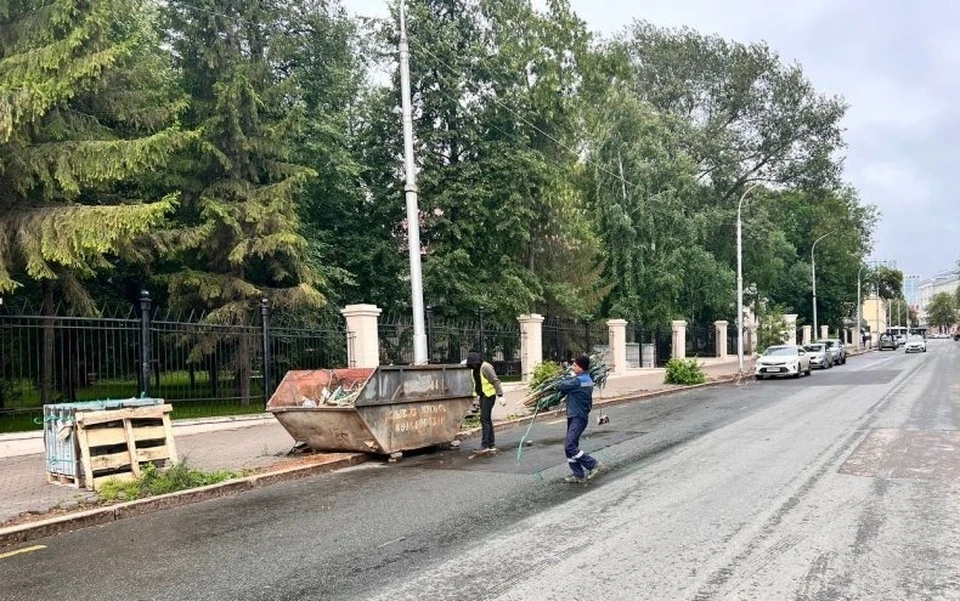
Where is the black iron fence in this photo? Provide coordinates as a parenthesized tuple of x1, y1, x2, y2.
(626, 323, 673, 367)
(727, 327, 740, 357)
(541, 317, 607, 365)
(0, 294, 347, 432)
(378, 311, 522, 376)
(686, 322, 717, 358)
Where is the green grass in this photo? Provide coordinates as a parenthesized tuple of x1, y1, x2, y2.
(98, 462, 243, 502)
(2, 371, 266, 409)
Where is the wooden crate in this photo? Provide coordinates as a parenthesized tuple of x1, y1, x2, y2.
(75, 405, 179, 492)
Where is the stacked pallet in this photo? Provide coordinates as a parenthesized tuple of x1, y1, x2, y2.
(69, 404, 179, 491)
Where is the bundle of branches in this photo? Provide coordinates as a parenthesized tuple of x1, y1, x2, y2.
(521, 354, 610, 411)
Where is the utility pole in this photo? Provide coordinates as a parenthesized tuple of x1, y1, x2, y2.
(399, 0, 428, 364)
(811, 232, 833, 336)
(736, 183, 762, 376)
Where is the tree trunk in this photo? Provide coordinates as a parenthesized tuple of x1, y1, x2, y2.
(41, 282, 55, 405)
(209, 353, 219, 398)
(237, 332, 251, 407)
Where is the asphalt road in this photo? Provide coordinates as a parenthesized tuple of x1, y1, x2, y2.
(3, 342, 958, 601)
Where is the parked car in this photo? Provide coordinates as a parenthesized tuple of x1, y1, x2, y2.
(817, 339, 847, 365)
(878, 334, 898, 351)
(904, 335, 927, 353)
(895, 335, 906, 347)
(803, 343, 833, 369)
(755, 345, 812, 380)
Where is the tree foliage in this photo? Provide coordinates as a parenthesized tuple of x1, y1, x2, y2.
(0, 0, 191, 297)
(0, 0, 884, 339)
(926, 293, 957, 329)
(162, 0, 321, 323)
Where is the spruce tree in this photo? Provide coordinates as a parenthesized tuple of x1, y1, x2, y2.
(164, 1, 320, 321)
(0, 0, 192, 297)
(164, 1, 322, 402)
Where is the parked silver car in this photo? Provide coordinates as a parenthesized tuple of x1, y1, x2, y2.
(755, 345, 812, 380)
(803, 343, 833, 369)
(817, 339, 847, 365)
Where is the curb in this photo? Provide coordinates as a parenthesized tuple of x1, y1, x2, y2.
(0, 453, 367, 548)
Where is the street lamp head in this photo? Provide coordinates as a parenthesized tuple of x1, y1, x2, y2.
(737, 182, 764, 212)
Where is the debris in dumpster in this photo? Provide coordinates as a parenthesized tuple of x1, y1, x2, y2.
(521, 353, 610, 411)
(296, 374, 365, 407)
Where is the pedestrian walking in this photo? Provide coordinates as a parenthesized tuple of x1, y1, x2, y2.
(560, 355, 601, 483)
(466, 351, 504, 454)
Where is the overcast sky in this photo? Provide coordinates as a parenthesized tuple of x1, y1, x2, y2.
(350, 0, 960, 280)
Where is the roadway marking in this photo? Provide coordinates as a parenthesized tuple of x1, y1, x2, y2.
(0, 545, 46, 560)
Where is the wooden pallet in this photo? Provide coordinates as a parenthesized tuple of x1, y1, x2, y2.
(46, 472, 82, 488)
(75, 405, 179, 491)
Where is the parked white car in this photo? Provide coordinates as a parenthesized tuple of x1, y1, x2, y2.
(904, 335, 927, 353)
(755, 345, 812, 380)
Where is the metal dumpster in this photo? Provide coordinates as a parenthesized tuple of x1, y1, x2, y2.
(267, 365, 474, 456)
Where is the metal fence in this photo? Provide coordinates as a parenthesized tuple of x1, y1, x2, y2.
(541, 317, 608, 365)
(378, 311, 522, 376)
(0, 294, 347, 432)
(626, 323, 673, 368)
(686, 322, 717, 358)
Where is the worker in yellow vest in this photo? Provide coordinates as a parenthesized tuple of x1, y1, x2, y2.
(466, 351, 504, 454)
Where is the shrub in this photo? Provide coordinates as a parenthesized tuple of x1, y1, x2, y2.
(664, 358, 707, 385)
(529, 360, 564, 390)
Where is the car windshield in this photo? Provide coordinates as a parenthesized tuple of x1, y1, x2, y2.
(820, 340, 836, 348)
(764, 346, 797, 356)
(804, 344, 824, 352)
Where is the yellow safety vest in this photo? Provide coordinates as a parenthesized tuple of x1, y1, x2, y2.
(480, 367, 497, 397)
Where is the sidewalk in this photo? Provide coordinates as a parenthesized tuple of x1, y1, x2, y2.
(0, 355, 753, 526)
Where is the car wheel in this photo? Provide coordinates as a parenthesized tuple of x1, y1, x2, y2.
(755, 375, 764, 381)
(792, 370, 801, 379)
(805, 367, 812, 376)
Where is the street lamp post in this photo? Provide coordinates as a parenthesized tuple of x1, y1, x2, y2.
(857, 263, 869, 350)
(736, 182, 762, 376)
(811, 232, 833, 338)
(399, 0, 428, 364)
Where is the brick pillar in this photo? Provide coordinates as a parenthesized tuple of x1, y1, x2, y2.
(607, 319, 628, 375)
(802, 325, 812, 346)
(517, 314, 545, 383)
(820, 325, 829, 340)
(671, 320, 688, 359)
(714, 320, 729, 358)
(784, 314, 798, 346)
(341, 304, 382, 368)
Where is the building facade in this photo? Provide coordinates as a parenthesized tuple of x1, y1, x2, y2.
(918, 269, 960, 324)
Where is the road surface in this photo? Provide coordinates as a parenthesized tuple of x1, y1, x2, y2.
(2, 342, 958, 601)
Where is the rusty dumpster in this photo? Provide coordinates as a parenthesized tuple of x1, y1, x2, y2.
(267, 365, 475, 457)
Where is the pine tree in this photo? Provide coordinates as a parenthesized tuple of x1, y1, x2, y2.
(164, 0, 321, 321)
(0, 0, 193, 297)
(164, 0, 322, 402)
